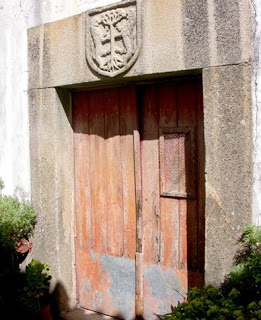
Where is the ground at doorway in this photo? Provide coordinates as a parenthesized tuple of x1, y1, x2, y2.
(61, 308, 115, 320)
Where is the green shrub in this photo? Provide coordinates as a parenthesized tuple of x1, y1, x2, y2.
(162, 225, 261, 320)
(21, 259, 52, 312)
(0, 195, 37, 249)
(162, 286, 261, 320)
(0, 177, 4, 190)
(0, 179, 41, 317)
(220, 224, 261, 305)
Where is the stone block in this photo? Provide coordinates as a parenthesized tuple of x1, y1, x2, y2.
(203, 64, 252, 286)
(28, 0, 252, 89)
(29, 88, 76, 311)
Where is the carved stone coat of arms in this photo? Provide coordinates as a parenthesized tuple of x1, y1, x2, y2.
(86, 0, 141, 77)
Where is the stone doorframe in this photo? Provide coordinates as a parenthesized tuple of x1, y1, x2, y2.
(28, 0, 253, 313)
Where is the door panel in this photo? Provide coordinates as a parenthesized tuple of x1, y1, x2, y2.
(73, 87, 137, 319)
(140, 84, 188, 319)
(73, 78, 204, 320)
(139, 80, 204, 319)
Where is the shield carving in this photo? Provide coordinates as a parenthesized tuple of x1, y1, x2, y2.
(86, 0, 141, 77)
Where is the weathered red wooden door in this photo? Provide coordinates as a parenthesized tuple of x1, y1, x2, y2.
(72, 79, 204, 320)
(138, 80, 204, 319)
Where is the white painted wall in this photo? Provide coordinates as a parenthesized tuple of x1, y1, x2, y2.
(252, 0, 261, 226)
(0, 0, 120, 200)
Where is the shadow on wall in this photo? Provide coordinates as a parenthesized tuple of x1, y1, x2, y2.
(51, 281, 70, 319)
(0, 247, 40, 320)
(204, 193, 239, 287)
(55, 282, 129, 319)
(0, 247, 71, 320)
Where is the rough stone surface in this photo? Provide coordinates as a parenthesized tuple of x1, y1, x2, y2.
(203, 64, 253, 286)
(28, 0, 252, 89)
(252, 0, 261, 226)
(86, 1, 141, 77)
(29, 88, 76, 311)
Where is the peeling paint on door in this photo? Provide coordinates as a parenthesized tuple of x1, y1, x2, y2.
(73, 78, 205, 319)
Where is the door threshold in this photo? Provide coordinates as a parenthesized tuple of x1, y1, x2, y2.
(60, 308, 117, 320)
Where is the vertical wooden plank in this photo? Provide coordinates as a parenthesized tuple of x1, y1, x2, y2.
(104, 88, 124, 257)
(134, 128, 142, 256)
(141, 85, 161, 264)
(177, 80, 198, 273)
(160, 197, 180, 269)
(158, 84, 179, 269)
(119, 86, 137, 259)
(89, 89, 107, 254)
(125, 86, 143, 317)
(196, 78, 205, 275)
(177, 80, 196, 127)
(159, 83, 177, 128)
(135, 252, 143, 318)
(178, 200, 188, 270)
(73, 92, 91, 251)
(187, 200, 198, 270)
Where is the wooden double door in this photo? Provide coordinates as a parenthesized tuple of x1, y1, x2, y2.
(72, 78, 204, 320)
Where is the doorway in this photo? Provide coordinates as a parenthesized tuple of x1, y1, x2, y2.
(72, 78, 205, 319)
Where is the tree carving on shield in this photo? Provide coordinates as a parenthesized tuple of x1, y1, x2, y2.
(86, 0, 141, 77)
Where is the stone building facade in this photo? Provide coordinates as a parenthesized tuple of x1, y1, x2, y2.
(1, 0, 261, 318)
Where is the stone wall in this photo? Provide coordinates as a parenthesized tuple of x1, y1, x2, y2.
(0, 0, 259, 315)
(27, 0, 254, 301)
(28, 0, 252, 89)
(252, 0, 261, 226)
(203, 64, 252, 285)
